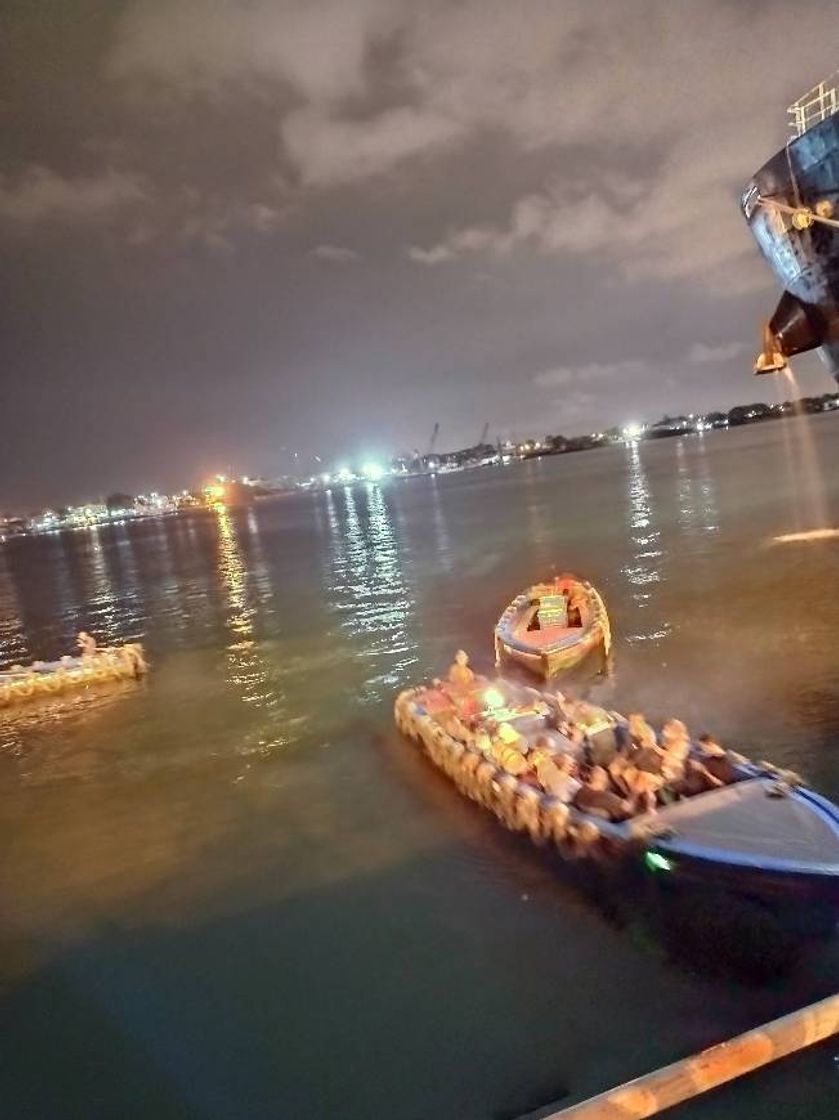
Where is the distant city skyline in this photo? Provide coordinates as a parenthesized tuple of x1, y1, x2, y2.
(3, 3, 839, 508)
(3, 388, 837, 522)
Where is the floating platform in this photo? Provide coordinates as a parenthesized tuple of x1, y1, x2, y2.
(0, 644, 148, 708)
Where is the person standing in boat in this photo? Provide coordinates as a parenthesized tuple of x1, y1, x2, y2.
(447, 649, 475, 691)
(76, 631, 97, 659)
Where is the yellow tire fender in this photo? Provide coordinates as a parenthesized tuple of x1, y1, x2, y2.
(14, 677, 36, 699)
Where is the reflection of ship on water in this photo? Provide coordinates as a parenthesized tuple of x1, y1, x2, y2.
(742, 73, 839, 379)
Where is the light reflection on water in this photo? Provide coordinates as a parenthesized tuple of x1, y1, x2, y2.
(108, 521, 146, 638)
(675, 435, 719, 542)
(621, 442, 670, 644)
(521, 461, 553, 572)
(50, 532, 84, 646)
(215, 506, 288, 756)
(85, 527, 119, 644)
(0, 547, 28, 668)
(780, 369, 830, 531)
(429, 476, 453, 574)
(323, 483, 419, 698)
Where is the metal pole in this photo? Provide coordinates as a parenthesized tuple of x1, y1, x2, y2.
(537, 992, 839, 1120)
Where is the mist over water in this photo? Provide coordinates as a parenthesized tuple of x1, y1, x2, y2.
(1, 417, 839, 1118)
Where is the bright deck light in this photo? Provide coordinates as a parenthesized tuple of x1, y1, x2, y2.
(483, 687, 505, 710)
(362, 462, 385, 481)
(623, 423, 644, 441)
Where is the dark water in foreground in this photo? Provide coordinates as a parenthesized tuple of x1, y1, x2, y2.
(2, 418, 839, 1119)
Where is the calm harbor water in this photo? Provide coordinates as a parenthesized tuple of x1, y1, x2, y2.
(2, 417, 839, 1119)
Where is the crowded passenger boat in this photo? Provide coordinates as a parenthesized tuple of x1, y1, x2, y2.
(0, 632, 148, 708)
(494, 574, 610, 679)
(394, 651, 839, 914)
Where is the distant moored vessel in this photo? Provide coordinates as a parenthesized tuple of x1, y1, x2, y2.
(742, 73, 839, 379)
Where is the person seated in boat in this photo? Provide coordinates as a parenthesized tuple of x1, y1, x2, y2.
(573, 766, 634, 822)
(558, 720, 587, 757)
(534, 745, 582, 803)
(447, 649, 475, 691)
(443, 712, 471, 742)
(695, 733, 738, 785)
(659, 720, 690, 784)
(623, 714, 664, 773)
(76, 631, 97, 659)
(606, 755, 660, 813)
(676, 757, 726, 798)
(491, 721, 525, 761)
(627, 712, 657, 751)
(566, 585, 585, 627)
(558, 695, 588, 729)
(494, 731, 529, 777)
(586, 724, 624, 768)
(526, 599, 542, 631)
(539, 690, 568, 730)
(118, 643, 145, 679)
(624, 719, 691, 805)
(472, 719, 496, 755)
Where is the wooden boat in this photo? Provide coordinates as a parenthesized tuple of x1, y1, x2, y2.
(494, 574, 610, 678)
(394, 676, 839, 916)
(0, 643, 147, 709)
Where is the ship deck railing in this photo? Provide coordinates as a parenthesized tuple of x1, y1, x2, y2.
(788, 72, 839, 137)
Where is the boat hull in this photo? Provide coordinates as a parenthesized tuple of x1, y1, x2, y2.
(742, 112, 839, 379)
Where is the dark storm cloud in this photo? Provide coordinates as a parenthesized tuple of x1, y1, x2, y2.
(1, 1, 837, 508)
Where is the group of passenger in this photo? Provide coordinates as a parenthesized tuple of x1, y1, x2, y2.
(435, 650, 736, 822)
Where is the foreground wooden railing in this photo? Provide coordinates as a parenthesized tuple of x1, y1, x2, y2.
(533, 992, 839, 1119)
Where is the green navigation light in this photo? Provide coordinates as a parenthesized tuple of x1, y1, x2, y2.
(645, 850, 674, 873)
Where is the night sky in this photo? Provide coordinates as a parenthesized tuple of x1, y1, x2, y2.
(2, 1, 838, 509)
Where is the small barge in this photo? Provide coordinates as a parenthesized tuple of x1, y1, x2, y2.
(0, 643, 147, 708)
(494, 575, 610, 678)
